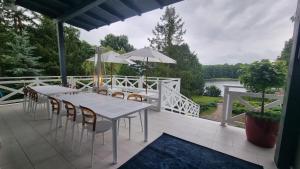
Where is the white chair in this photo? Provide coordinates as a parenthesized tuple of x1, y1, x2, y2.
(22, 86, 29, 113)
(79, 106, 112, 167)
(62, 100, 82, 149)
(48, 96, 67, 140)
(28, 89, 47, 120)
(116, 93, 143, 140)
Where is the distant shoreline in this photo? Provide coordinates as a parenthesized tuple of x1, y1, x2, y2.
(204, 78, 239, 81)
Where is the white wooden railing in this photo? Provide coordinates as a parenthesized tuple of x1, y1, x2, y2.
(160, 79, 200, 117)
(221, 85, 284, 126)
(0, 75, 200, 117)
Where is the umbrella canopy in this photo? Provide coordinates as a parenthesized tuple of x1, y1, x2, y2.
(87, 50, 135, 89)
(119, 47, 176, 94)
(87, 51, 135, 65)
(120, 47, 176, 64)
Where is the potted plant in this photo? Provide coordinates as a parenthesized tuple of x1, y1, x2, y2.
(240, 60, 286, 148)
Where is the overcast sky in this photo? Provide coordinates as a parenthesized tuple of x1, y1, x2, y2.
(79, 0, 297, 65)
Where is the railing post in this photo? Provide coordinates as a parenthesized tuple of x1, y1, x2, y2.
(112, 75, 116, 88)
(69, 76, 75, 88)
(221, 86, 229, 126)
(177, 79, 181, 92)
(35, 77, 40, 86)
(158, 80, 162, 112)
(138, 76, 143, 89)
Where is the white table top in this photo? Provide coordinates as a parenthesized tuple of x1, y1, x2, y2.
(55, 93, 151, 120)
(138, 91, 158, 99)
(31, 85, 79, 95)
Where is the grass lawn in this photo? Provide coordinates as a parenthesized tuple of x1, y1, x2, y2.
(192, 96, 223, 105)
(192, 96, 223, 116)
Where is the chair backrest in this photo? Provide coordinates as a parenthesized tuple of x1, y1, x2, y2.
(62, 100, 76, 121)
(23, 86, 29, 96)
(112, 92, 124, 99)
(30, 89, 38, 102)
(80, 106, 97, 131)
(48, 96, 60, 115)
(98, 89, 108, 95)
(127, 93, 143, 102)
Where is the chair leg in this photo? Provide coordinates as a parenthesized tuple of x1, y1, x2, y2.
(117, 120, 120, 135)
(23, 97, 26, 112)
(79, 127, 85, 153)
(91, 132, 96, 168)
(49, 116, 53, 135)
(71, 122, 75, 150)
(33, 102, 37, 120)
(102, 133, 104, 145)
(123, 118, 127, 128)
(139, 111, 143, 132)
(55, 114, 59, 140)
(63, 118, 69, 142)
(129, 118, 131, 140)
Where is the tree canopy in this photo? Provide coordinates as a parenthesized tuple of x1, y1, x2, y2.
(239, 60, 286, 113)
(148, 7, 204, 97)
(148, 6, 186, 51)
(0, 1, 94, 77)
(203, 64, 244, 79)
(100, 34, 134, 53)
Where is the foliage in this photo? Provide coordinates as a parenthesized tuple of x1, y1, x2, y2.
(100, 34, 137, 76)
(204, 85, 221, 97)
(203, 64, 244, 79)
(1, 31, 42, 76)
(246, 107, 282, 122)
(163, 44, 205, 97)
(148, 6, 186, 51)
(277, 38, 292, 66)
(239, 60, 286, 115)
(0, 0, 39, 32)
(0, 0, 95, 77)
(100, 34, 134, 53)
(148, 7, 204, 97)
(192, 96, 222, 114)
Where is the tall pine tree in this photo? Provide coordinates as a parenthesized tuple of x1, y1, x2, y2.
(148, 7, 186, 51)
(1, 31, 42, 76)
(148, 7, 204, 97)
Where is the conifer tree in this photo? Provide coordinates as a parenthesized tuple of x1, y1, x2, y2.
(148, 7, 186, 51)
(2, 31, 42, 76)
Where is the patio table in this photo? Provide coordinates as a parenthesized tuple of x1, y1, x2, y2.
(55, 92, 151, 164)
(30, 85, 79, 96)
(30, 85, 80, 118)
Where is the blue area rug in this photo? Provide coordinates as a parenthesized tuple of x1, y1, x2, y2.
(118, 133, 263, 169)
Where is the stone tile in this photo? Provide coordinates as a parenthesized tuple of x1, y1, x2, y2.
(23, 142, 57, 164)
(0, 103, 276, 169)
(35, 155, 72, 169)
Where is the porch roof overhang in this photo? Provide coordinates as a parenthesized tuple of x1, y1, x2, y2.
(15, 0, 182, 31)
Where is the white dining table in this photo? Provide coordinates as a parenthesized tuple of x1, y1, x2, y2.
(30, 85, 79, 96)
(30, 85, 80, 118)
(54, 92, 152, 164)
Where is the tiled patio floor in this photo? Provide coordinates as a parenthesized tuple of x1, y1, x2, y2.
(0, 103, 277, 169)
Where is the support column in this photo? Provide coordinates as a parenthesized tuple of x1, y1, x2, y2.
(56, 21, 67, 86)
(275, 0, 300, 168)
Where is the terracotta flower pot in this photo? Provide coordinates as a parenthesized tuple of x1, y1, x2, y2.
(245, 114, 279, 148)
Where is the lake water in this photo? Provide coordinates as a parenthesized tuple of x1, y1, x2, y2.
(205, 80, 246, 96)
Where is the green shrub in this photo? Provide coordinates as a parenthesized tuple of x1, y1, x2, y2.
(204, 85, 221, 97)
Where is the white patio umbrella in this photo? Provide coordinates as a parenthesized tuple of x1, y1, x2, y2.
(87, 51, 135, 89)
(120, 47, 176, 93)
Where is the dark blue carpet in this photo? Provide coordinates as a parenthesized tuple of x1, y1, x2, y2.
(118, 133, 263, 169)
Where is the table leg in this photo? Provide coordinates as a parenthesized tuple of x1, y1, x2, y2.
(112, 119, 117, 164)
(47, 99, 51, 119)
(144, 109, 148, 142)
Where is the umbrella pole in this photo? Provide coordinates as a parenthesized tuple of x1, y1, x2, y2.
(146, 57, 148, 94)
(111, 63, 113, 89)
